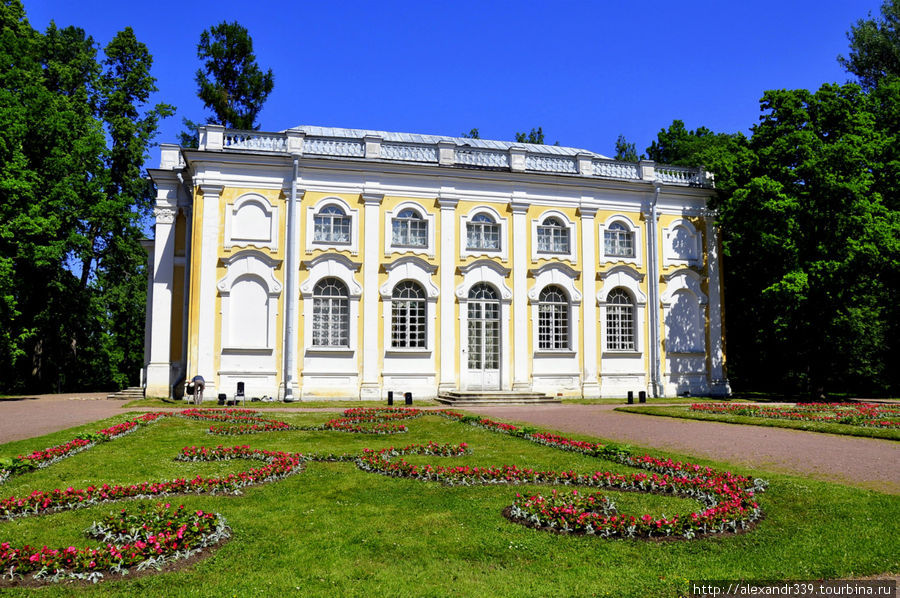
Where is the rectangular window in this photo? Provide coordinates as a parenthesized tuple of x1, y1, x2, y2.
(312, 297, 349, 346)
(466, 223, 500, 250)
(606, 305, 635, 351)
(537, 226, 569, 254)
(392, 219, 428, 247)
(538, 304, 569, 350)
(391, 300, 426, 348)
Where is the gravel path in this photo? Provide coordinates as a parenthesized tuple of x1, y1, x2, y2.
(1, 396, 897, 494)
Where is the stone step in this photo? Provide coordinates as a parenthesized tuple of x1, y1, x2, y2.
(436, 390, 559, 406)
(106, 387, 145, 401)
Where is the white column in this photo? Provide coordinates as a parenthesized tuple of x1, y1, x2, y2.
(438, 193, 459, 392)
(705, 211, 730, 396)
(359, 192, 384, 399)
(195, 184, 223, 401)
(579, 206, 600, 398)
(179, 206, 193, 373)
(145, 206, 176, 398)
(282, 161, 302, 401)
(646, 183, 663, 397)
(511, 200, 530, 390)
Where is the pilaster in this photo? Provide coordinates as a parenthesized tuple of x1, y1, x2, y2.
(510, 200, 531, 390)
(146, 206, 176, 398)
(704, 211, 730, 396)
(579, 205, 601, 398)
(360, 191, 384, 399)
(438, 193, 459, 391)
(195, 183, 223, 401)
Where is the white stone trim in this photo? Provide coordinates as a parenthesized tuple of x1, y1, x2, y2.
(224, 193, 279, 251)
(579, 206, 600, 397)
(217, 250, 283, 351)
(531, 209, 577, 264)
(459, 204, 509, 261)
(360, 192, 383, 399)
(510, 201, 530, 389)
(456, 261, 513, 390)
(599, 213, 642, 267)
(384, 201, 436, 258)
(380, 256, 439, 354)
(662, 218, 702, 267)
(299, 253, 362, 356)
(528, 263, 581, 354)
(305, 196, 360, 255)
(598, 266, 647, 356)
(661, 268, 708, 356)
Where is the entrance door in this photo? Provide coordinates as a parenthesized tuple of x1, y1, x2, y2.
(466, 283, 500, 390)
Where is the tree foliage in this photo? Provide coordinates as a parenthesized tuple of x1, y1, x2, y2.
(0, 0, 171, 393)
(195, 21, 273, 130)
(647, 88, 900, 396)
(839, 0, 900, 90)
(613, 134, 641, 162)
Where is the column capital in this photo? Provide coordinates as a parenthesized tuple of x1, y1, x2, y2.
(153, 207, 177, 224)
(437, 193, 459, 209)
(578, 206, 599, 219)
(198, 183, 224, 197)
(509, 200, 530, 214)
(362, 192, 384, 206)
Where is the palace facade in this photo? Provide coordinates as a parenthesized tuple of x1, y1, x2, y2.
(143, 125, 729, 401)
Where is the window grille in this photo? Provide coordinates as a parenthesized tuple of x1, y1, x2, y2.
(466, 213, 501, 250)
(313, 205, 351, 244)
(312, 278, 350, 347)
(604, 221, 634, 257)
(536, 217, 570, 254)
(391, 281, 426, 348)
(606, 288, 635, 351)
(537, 285, 569, 350)
(392, 208, 428, 247)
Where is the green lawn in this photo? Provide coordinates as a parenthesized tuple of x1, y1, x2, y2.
(0, 411, 896, 597)
(615, 405, 900, 441)
(126, 397, 440, 409)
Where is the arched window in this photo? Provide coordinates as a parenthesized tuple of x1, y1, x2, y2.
(606, 288, 635, 351)
(313, 205, 351, 244)
(537, 216, 570, 254)
(312, 278, 350, 347)
(392, 208, 428, 247)
(391, 281, 426, 348)
(466, 213, 501, 251)
(604, 221, 634, 258)
(537, 285, 569, 350)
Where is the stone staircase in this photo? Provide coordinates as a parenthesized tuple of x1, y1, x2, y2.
(106, 386, 144, 401)
(436, 390, 559, 406)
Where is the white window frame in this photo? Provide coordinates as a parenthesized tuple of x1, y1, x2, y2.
(456, 260, 513, 389)
(305, 197, 360, 255)
(597, 265, 647, 356)
(599, 214, 642, 267)
(380, 256, 439, 353)
(460, 205, 509, 261)
(225, 193, 279, 251)
(662, 218, 702, 267)
(217, 250, 283, 352)
(311, 278, 350, 348)
(384, 202, 436, 258)
(530, 210, 577, 263)
(605, 288, 637, 352)
(527, 263, 582, 354)
(300, 254, 363, 354)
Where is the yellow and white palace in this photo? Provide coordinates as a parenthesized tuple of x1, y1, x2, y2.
(143, 125, 729, 401)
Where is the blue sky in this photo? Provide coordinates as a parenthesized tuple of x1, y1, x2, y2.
(27, 0, 880, 158)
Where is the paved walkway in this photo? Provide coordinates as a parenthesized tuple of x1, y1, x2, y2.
(462, 404, 900, 494)
(1, 396, 897, 494)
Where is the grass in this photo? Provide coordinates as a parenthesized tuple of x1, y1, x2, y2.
(0, 411, 897, 597)
(615, 405, 900, 441)
(562, 397, 731, 405)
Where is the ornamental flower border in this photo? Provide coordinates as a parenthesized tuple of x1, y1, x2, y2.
(689, 402, 900, 429)
(1, 407, 769, 584)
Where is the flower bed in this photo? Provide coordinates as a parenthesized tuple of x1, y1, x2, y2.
(0, 406, 772, 585)
(689, 402, 900, 428)
(184, 407, 423, 435)
(1, 503, 230, 584)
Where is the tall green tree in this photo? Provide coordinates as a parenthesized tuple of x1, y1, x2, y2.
(839, 0, 900, 90)
(195, 21, 274, 130)
(0, 1, 171, 392)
